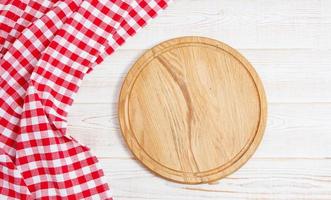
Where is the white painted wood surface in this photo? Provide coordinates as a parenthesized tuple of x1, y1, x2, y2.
(68, 0, 331, 199)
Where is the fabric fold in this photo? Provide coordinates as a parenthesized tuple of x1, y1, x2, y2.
(0, 0, 85, 198)
(0, 0, 83, 160)
(0, 0, 57, 58)
(0, 0, 170, 199)
(0, 0, 29, 56)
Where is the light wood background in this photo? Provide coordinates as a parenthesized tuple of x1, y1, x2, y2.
(68, 0, 331, 199)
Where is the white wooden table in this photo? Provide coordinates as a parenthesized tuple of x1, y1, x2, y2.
(68, 1, 331, 199)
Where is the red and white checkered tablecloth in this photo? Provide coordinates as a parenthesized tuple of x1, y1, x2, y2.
(0, 0, 58, 57)
(0, 0, 170, 199)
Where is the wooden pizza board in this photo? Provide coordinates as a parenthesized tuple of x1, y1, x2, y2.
(118, 36, 267, 184)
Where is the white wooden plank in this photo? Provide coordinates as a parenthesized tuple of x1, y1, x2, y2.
(75, 49, 331, 104)
(118, 0, 331, 50)
(67, 102, 331, 159)
(99, 157, 331, 200)
(63, 0, 331, 199)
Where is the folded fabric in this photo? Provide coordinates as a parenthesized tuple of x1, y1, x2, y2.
(0, 0, 28, 55)
(0, 0, 170, 199)
(0, 0, 84, 198)
(0, 0, 57, 57)
(0, 0, 83, 161)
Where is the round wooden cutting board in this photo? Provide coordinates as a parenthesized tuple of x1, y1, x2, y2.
(118, 36, 267, 184)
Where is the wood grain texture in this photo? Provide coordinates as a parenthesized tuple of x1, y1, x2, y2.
(68, 103, 331, 159)
(75, 49, 331, 104)
(118, 37, 267, 184)
(118, 0, 331, 50)
(67, 0, 331, 199)
(99, 158, 331, 200)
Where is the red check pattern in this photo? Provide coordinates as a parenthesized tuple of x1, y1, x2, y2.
(0, 0, 27, 55)
(0, 0, 57, 57)
(0, 0, 169, 199)
(0, 0, 82, 160)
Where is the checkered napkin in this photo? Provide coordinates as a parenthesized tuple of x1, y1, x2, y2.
(0, 0, 57, 56)
(0, 0, 169, 199)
